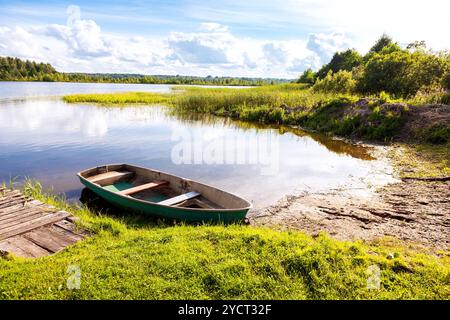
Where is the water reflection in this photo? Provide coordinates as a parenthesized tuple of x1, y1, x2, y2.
(1, 99, 108, 137)
(169, 111, 375, 161)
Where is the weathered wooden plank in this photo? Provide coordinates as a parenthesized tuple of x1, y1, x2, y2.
(0, 190, 26, 198)
(0, 210, 47, 229)
(0, 200, 44, 216)
(0, 207, 44, 221)
(0, 190, 23, 200)
(0, 189, 20, 195)
(0, 194, 25, 204)
(23, 226, 75, 253)
(0, 188, 88, 258)
(54, 219, 89, 236)
(0, 201, 29, 211)
(0, 207, 45, 222)
(0, 235, 51, 258)
(118, 180, 169, 196)
(51, 225, 84, 242)
(0, 197, 28, 209)
(0, 211, 70, 241)
(0, 202, 28, 215)
(54, 219, 76, 231)
(66, 216, 79, 223)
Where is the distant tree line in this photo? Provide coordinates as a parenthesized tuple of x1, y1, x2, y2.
(0, 56, 286, 86)
(297, 34, 450, 98)
(0, 57, 58, 81)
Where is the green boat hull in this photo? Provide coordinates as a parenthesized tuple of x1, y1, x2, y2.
(79, 177, 249, 223)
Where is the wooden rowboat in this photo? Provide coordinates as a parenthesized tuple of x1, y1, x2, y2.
(77, 164, 252, 223)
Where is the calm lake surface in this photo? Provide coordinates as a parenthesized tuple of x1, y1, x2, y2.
(0, 82, 395, 209)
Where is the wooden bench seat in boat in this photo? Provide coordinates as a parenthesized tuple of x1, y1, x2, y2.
(87, 171, 134, 185)
(158, 191, 201, 206)
(118, 180, 169, 196)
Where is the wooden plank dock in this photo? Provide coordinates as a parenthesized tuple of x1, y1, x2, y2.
(0, 186, 88, 258)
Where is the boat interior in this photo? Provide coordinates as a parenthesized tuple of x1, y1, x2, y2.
(79, 164, 250, 210)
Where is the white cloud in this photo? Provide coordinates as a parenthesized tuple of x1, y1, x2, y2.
(168, 30, 234, 65)
(0, 26, 68, 63)
(306, 33, 352, 65)
(66, 4, 81, 27)
(288, 55, 321, 73)
(263, 43, 288, 65)
(199, 22, 229, 33)
(0, 5, 356, 78)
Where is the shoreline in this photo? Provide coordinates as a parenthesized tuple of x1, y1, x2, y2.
(250, 144, 449, 250)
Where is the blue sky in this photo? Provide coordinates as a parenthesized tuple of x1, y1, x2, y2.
(0, 0, 449, 78)
(0, 0, 314, 38)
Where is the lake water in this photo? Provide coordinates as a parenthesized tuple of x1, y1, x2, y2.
(0, 82, 395, 209)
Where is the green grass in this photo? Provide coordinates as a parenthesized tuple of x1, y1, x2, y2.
(0, 180, 448, 299)
(62, 92, 170, 105)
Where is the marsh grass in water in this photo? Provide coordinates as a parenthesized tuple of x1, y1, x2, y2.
(62, 92, 170, 105)
(0, 180, 449, 299)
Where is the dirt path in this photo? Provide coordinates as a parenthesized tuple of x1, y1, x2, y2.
(249, 146, 450, 250)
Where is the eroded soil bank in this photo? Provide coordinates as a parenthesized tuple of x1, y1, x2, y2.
(250, 144, 449, 250)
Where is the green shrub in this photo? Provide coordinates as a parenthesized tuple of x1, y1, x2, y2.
(358, 48, 448, 97)
(407, 85, 447, 105)
(334, 116, 361, 136)
(300, 34, 450, 100)
(312, 70, 356, 94)
(358, 50, 412, 96)
(420, 124, 450, 144)
(317, 49, 362, 79)
(240, 105, 271, 122)
(442, 70, 450, 90)
(267, 107, 285, 123)
(367, 34, 396, 55)
(297, 68, 317, 85)
(362, 108, 405, 141)
(441, 92, 450, 105)
(299, 97, 353, 133)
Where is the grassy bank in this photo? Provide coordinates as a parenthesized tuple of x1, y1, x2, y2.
(0, 181, 449, 299)
(170, 86, 449, 143)
(63, 84, 450, 144)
